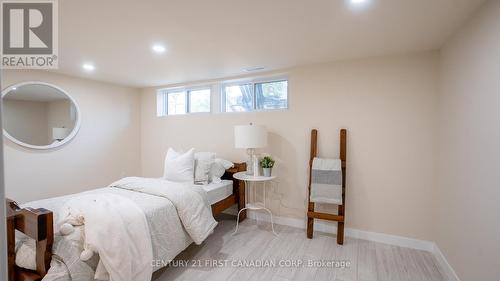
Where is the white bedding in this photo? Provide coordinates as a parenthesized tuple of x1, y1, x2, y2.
(16, 177, 218, 280)
(60, 193, 153, 281)
(111, 177, 218, 245)
(200, 179, 233, 205)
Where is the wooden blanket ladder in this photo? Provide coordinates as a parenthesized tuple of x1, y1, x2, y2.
(306, 129, 347, 245)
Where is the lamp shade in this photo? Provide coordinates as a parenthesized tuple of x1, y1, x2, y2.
(234, 124, 267, 149)
(52, 127, 70, 140)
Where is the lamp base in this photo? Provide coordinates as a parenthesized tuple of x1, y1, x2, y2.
(245, 148, 259, 176)
(245, 161, 253, 175)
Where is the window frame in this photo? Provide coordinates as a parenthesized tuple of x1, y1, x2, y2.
(220, 76, 289, 113)
(157, 85, 212, 116)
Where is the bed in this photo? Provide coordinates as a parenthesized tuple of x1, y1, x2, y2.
(6, 163, 246, 281)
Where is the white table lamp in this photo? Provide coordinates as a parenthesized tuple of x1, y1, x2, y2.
(234, 124, 267, 176)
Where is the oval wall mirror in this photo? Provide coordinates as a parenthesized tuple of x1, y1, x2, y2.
(2, 82, 81, 150)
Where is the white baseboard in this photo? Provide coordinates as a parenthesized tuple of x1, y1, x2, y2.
(246, 210, 435, 252)
(432, 243, 461, 281)
(223, 208, 459, 280)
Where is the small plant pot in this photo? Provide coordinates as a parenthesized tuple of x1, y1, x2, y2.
(262, 168, 272, 177)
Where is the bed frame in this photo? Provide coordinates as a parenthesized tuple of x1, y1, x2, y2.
(5, 163, 247, 281)
(6, 199, 53, 281)
(212, 162, 247, 218)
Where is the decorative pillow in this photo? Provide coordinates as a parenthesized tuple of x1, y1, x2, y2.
(209, 158, 234, 183)
(210, 162, 226, 183)
(215, 158, 234, 169)
(163, 148, 195, 182)
(194, 152, 216, 184)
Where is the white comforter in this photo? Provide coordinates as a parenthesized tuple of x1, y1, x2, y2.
(110, 177, 218, 245)
(60, 193, 153, 281)
(16, 177, 218, 281)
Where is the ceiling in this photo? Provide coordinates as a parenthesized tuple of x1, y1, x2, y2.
(52, 0, 485, 88)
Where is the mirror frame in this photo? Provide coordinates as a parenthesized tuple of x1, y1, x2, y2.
(1, 81, 81, 150)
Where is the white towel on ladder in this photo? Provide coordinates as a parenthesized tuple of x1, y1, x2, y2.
(310, 157, 343, 205)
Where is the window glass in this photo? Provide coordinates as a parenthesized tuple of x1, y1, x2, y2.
(224, 84, 253, 112)
(255, 80, 288, 110)
(167, 91, 186, 115)
(189, 89, 211, 113)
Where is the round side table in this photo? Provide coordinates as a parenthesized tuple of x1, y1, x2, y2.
(232, 171, 278, 236)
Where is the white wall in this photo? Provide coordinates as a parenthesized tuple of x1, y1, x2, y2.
(436, 0, 500, 280)
(141, 51, 440, 241)
(2, 70, 142, 203)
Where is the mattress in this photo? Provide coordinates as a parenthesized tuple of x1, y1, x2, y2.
(200, 180, 233, 205)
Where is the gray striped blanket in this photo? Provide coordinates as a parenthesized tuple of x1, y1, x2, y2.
(310, 157, 343, 205)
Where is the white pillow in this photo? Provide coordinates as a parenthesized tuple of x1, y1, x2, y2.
(196, 152, 216, 160)
(210, 162, 226, 183)
(163, 148, 195, 182)
(209, 159, 233, 183)
(194, 152, 216, 184)
(215, 158, 234, 169)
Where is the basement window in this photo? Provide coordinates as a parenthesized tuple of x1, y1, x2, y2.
(221, 78, 288, 112)
(157, 87, 211, 116)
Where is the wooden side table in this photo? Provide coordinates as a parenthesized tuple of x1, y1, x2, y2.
(232, 171, 278, 236)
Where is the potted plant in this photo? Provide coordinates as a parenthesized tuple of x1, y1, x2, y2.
(260, 156, 275, 177)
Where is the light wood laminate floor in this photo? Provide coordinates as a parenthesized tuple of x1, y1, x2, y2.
(154, 214, 449, 281)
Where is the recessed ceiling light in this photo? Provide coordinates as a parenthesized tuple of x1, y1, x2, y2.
(12, 87, 17, 90)
(348, 0, 371, 10)
(82, 63, 95, 71)
(348, 0, 370, 7)
(152, 44, 166, 54)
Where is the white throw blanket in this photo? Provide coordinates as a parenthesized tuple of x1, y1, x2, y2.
(310, 158, 343, 205)
(110, 177, 218, 245)
(59, 193, 153, 281)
